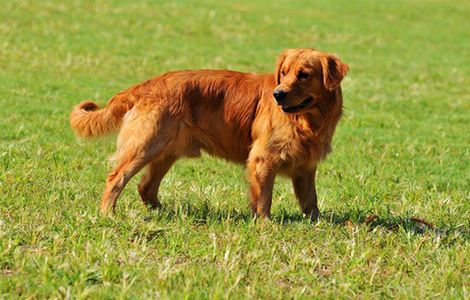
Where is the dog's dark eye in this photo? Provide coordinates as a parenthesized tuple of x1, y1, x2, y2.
(281, 71, 286, 77)
(297, 71, 308, 80)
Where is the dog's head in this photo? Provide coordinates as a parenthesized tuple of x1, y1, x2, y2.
(273, 48, 349, 114)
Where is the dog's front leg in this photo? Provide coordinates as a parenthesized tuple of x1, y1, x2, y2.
(247, 146, 278, 219)
(292, 168, 319, 221)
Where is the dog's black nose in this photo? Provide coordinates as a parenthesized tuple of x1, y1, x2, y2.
(273, 90, 287, 104)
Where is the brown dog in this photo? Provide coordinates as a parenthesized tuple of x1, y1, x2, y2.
(70, 48, 348, 220)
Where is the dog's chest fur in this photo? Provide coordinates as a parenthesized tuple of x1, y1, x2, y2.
(275, 103, 342, 171)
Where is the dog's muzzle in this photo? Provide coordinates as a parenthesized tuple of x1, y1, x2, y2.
(280, 97, 314, 113)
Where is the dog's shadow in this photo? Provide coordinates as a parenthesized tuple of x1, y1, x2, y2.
(142, 201, 469, 242)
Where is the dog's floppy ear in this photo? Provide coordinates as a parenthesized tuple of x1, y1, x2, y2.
(320, 54, 349, 91)
(275, 50, 289, 85)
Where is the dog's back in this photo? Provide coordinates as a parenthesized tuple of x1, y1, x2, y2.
(152, 70, 275, 162)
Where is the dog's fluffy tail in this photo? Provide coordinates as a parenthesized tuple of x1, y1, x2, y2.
(70, 92, 135, 138)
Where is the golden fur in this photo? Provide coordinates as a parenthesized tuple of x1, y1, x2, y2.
(70, 48, 348, 220)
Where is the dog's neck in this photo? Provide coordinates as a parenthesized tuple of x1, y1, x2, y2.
(288, 87, 342, 161)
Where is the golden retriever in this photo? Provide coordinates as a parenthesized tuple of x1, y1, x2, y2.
(70, 48, 348, 220)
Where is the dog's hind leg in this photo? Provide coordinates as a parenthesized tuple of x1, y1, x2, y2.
(138, 155, 177, 209)
(100, 151, 152, 214)
(100, 106, 177, 215)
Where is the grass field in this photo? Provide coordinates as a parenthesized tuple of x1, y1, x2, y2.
(1, 0, 469, 298)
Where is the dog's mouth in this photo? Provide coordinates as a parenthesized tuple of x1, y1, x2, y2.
(281, 97, 314, 113)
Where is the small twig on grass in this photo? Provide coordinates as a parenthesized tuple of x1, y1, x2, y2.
(365, 214, 379, 225)
(360, 214, 435, 232)
(410, 217, 435, 229)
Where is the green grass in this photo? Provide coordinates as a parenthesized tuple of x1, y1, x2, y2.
(1, 0, 469, 298)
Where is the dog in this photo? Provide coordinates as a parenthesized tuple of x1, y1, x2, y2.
(70, 48, 348, 220)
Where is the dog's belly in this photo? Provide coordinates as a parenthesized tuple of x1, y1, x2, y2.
(183, 129, 251, 164)
(179, 96, 258, 163)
